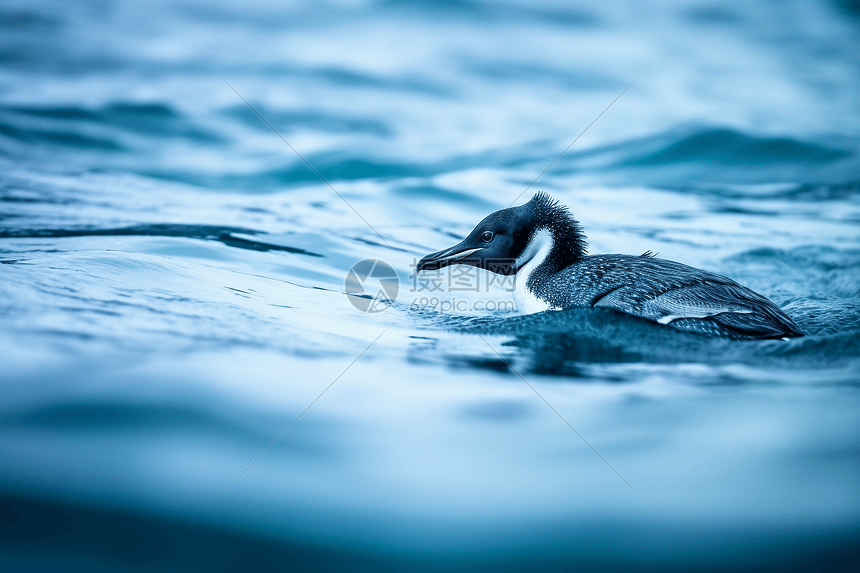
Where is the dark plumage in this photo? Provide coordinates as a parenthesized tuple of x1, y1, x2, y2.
(417, 193, 804, 339)
(536, 255, 802, 338)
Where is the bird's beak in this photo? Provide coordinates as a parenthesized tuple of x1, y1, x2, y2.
(417, 239, 484, 272)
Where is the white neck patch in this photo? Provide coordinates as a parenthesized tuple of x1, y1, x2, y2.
(512, 228, 554, 314)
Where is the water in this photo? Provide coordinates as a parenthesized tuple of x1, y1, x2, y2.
(1, 0, 859, 569)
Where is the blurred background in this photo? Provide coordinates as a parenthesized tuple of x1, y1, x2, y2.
(1, 0, 859, 570)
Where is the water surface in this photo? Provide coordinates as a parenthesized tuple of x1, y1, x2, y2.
(1, 0, 859, 570)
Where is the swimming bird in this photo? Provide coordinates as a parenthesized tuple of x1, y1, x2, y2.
(416, 192, 803, 339)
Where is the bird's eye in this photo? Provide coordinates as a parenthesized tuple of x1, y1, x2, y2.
(481, 231, 494, 242)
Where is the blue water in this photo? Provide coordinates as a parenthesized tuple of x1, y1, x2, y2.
(2, 0, 860, 570)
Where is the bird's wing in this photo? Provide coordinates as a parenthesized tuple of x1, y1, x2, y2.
(594, 282, 750, 322)
(590, 268, 801, 338)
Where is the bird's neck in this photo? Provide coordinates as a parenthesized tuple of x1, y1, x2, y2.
(515, 228, 559, 291)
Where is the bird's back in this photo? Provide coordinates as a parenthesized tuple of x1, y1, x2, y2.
(533, 254, 803, 339)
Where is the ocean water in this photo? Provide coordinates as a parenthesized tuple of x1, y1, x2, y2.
(1, 0, 859, 570)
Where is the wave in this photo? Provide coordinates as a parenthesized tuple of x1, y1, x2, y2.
(625, 128, 848, 166)
(0, 103, 220, 155)
(547, 125, 860, 186)
(0, 224, 323, 257)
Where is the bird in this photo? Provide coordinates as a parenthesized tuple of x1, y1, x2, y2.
(416, 192, 803, 339)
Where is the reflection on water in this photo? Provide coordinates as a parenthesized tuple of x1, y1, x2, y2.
(1, 0, 860, 570)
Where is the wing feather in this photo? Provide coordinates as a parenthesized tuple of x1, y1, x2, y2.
(577, 256, 802, 338)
